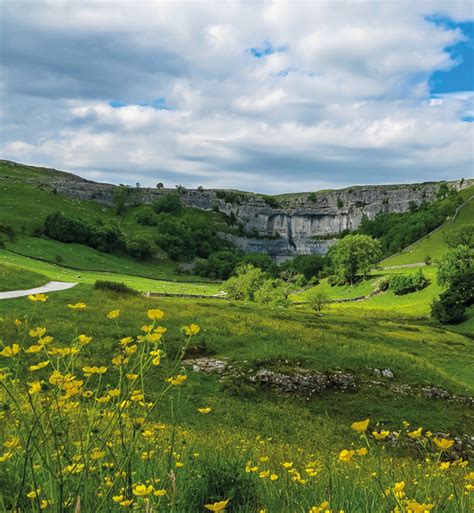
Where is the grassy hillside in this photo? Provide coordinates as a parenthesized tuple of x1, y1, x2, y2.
(0, 250, 222, 296)
(0, 261, 48, 291)
(382, 190, 473, 266)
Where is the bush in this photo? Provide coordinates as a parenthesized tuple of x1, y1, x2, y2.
(307, 290, 329, 313)
(254, 278, 290, 307)
(223, 264, 267, 301)
(389, 270, 429, 295)
(152, 193, 182, 214)
(44, 211, 127, 254)
(194, 251, 240, 280)
(126, 237, 153, 260)
(431, 289, 467, 324)
(94, 280, 139, 295)
(280, 254, 328, 281)
(135, 207, 157, 226)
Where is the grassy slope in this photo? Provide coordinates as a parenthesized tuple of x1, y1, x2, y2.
(382, 188, 473, 266)
(0, 284, 472, 438)
(0, 251, 222, 295)
(0, 262, 48, 292)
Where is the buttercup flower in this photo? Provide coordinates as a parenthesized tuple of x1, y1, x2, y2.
(433, 437, 454, 451)
(107, 310, 120, 320)
(204, 499, 230, 511)
(408, 427, 423, 439)
(132, 484, 153, 496)
(183, 324, 200, 336)
(165, 374, 187, 385)
(351, 419, 370, 432)
(1, 344, 20, 357)
(147, 308, 165, 320)
(68, 302, 87, 310)
(28, 293, 48, 302)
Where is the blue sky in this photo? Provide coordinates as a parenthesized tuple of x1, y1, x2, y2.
(1, 1, 473, 193)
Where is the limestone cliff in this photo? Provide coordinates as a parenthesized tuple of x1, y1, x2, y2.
(1, 160, 471, 259)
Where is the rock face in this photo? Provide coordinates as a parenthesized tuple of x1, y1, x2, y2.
(4, 160, 471, 259)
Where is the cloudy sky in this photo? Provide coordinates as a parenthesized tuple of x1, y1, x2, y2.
(1, 0, 473, 193)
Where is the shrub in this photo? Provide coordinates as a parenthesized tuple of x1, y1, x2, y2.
(135, 207, 157, 226)
(280, 254, 328, 281)
(224, 264, 267, 301)
(307, 290, 329, 313)
(152, 193, 182, 214)
(126, 237, 153, 261)
(254, 278, 290, 307)
(389, 270, 429, 295)
(431, 289, 467, 324)
(94, 280, 139, 295)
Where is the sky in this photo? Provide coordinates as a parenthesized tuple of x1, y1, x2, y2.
(0, 1, 473, 193)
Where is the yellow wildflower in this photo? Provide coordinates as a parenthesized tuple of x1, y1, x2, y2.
(405, 500, 434, 513)
(132, 484, 153, 496)
(204, 499, 230, 512)
(147, 308, 165, 320)
(29, 327, 47, 338)
(153, 489, 167, 497)
(339, 449, 355, 463)
(197, 407, 212, 414)
(1, 344, 20, 357)
(433, 437, 454, 450)
(351, 419, 369, 432)
(27, 489, 41, 499)
(3, 436, 20, 449)
(183, 323, 200, 336)
(68, 302, 87, 310)
(78, 335, 92, 345)
(372, 430, 390, 440)
(0, 451, 13, 462)
(107, 310, 120, 320)
(82, 366, 107, 377)
(356, 447, 368, 456)
(28, 381, 42, 394)
(408, 427, 423, 439)
(29, 361, 50, 372)
(165, 374, 187, 385)
(112, 355, 129, 366)
(28, 293, 48, 302)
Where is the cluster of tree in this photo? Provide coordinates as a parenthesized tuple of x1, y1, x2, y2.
(431, 245, 474, 324)
(153, 213, 231, 261)
(44, 212, 152, 261)
(389, 270, 430, 295)
(359, 187, 462, 256)
(223, 264, 290, 307)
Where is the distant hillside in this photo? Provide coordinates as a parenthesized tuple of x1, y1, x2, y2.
(1, 159, 471, 259)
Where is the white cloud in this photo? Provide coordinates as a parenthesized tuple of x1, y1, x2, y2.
(0, 0, 472, 192)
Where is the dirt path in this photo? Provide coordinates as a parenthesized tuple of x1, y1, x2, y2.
(0, 281, 78, 300)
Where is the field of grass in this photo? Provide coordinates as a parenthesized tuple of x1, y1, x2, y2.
(382, 192, 473, 267)
(6, 237, 218, 283)
(0, 262, 48, 292)
(0, 251, 223, 296)
(0, 286, 472, 511)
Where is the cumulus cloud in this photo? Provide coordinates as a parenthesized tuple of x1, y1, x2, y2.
(0, 0, 472, 192)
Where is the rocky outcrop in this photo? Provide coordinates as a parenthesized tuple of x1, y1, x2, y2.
(3, 159, 472, 259)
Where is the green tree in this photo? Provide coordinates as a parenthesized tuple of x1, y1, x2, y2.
(329, 234, 381, 285)
(443, 224, 474, 249)
(307, 290, 328, 314)
(223, 264, 266, 301)
(112, 185, 130, 216)
(437, 245, 474, 287)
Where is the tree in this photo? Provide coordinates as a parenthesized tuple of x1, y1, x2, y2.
(156, 183, 164, 189)
(112, 185, 130, 216)
(152, 193, 182, 214)
(443, 224, 474, 249)
(431, 270, 474, 324)
(254, 278, 290, 307)
(437, 245, 474, 287)
(329, 234, 381, 285)
(307, 290, 328, 314)
(223, 264, 266, 301)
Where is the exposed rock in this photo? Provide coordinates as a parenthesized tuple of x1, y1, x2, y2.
(373, 368, 395, 379)
(185, 357, 228, 374)
(4, 164, 471, 259)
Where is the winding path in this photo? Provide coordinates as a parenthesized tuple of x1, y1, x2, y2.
(0, 281, 78, 300)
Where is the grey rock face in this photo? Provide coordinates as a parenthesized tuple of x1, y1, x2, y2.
(8, 170, 472, 259)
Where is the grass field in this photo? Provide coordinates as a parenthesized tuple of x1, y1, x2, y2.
(0, 251, 223, 296)
(0, 262, 48, 292)
(382, 193, 473, 267)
